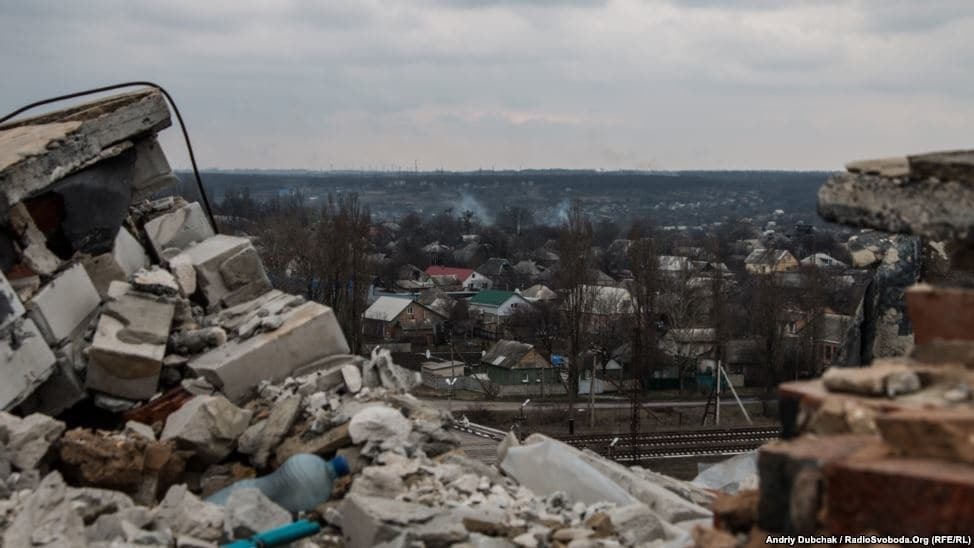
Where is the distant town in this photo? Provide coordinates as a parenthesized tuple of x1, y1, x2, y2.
(185, 169, 940, 435)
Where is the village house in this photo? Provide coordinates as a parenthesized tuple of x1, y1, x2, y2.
(480, 339, 564, 396)
(425, 265, 492, 291)
(744, 248, 799, 274)
(468, 289, 531, 318)
(362, 296, 446, 344)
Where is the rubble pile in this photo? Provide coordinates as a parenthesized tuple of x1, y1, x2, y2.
(698, 151, 974, 544)
(0, 90, 716, 547)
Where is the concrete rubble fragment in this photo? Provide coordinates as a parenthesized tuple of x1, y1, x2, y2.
(161, 395, 252, 464)
(223, 487, 291, 539)
(26, 263, 100, 345)
(144, 201, 216, 258)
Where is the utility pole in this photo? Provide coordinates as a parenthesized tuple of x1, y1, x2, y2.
(589, 351, 597, 428)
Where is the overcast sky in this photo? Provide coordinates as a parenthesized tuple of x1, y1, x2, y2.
(1, 1, 972, 170)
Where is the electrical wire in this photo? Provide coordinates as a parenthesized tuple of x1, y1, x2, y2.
(0, 82, 219, 234)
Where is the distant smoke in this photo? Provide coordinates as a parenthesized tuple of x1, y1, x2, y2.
(458, 193, 493, 225)
(537, 198, 571, 226)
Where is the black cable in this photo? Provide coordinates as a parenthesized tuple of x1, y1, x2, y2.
(0, 81, 219, 234)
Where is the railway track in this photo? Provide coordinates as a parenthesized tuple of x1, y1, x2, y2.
(560, 426, 780, 460)
(450, 421, 780, 460)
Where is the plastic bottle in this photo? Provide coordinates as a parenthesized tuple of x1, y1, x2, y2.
(206, 453, 349, 513)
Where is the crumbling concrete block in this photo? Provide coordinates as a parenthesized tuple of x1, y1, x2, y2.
(190, 301, 349, 403)
(875, 409, 974, 464)
(349, 406, 412, 444)
(131, 265, 180, 296)
(81, 227, 149, 297)
(26, 263, 100, 345)
(180, 235, 271, 309)
(17, 358, 87, 417)
(1, 472, 87, 548)
(86, 292, 175, 400)
(131, 137, 179, 202)
(340, 493, 440, 548)
(0, 318, 59, 411)
(0, 89, 171, 210)
(168, 252, 197, 296)
(0, 269, 25, 330)
(151, 484, 226, 543)
(0, 412, 65, 471)
(8, 203, 61, 276)
(144, 202, 215, 258)
(223, 487, 291, 540)
(160, 395, 252, 464)
(821, 361, 920, 398)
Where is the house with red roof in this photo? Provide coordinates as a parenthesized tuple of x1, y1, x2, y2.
(425, 266, 492, 291)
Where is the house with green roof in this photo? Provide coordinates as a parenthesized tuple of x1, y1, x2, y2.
(468, 290, 531, 318)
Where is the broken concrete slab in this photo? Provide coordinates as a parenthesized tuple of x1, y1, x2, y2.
(151, 484, 226, 543)
(845, 156, 910, 178)
(250, 394, 302, 468)
(819, 171, 974, 241)
(2, 472, 87, 548)
(143, 202, 215, 259)
(908, 149, 974, 185)
(0, 89, 171, 211)
(223, 487, 291, 540)
(190, 301, 349, 403)
(822, 361, 921, 397)
(26, 263, 100, 345)
(8, 202, 61, 276)
(17, 356, 87, 417)
(86, 292, 175, 400)
(130, 137, 179, 203)
(349, 406, 413, 444)
(0, 318, 59, 411)
(131, 265, 180, 296)
(160, 395, 252, 464)
(0, 269, 25, 330)
(275, 422, 352, 463)
(340, 493, 441, 548)
(168, 252, 197, 296)
(180, 235, 271, 310)
(0, 412, 65, 471)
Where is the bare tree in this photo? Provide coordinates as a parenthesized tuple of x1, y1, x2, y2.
(626, 223, 660, 436)
(555, 199, 594, 432)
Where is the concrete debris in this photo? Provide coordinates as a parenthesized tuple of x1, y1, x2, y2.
(82, 227, 150, 297)
(822, 360, 921, 397)
(348, 405, 413, 444)
(190, 300, 350, 403)
(180, 235, 271, 309)
(223, 487, 291, 539)
(0, 90, 724, 547)
(1, 318, 59, 410)
(0, 412, 65, 471)
(86, 292, 175, 400)
(144, 201, 216, 259)
(26, 263, 100, 345)
(131, 265, 180, 296)
(160, 395, 252, 464)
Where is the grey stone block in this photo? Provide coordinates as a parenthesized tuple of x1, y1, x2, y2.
(160, 395, 252, 464)
(180, 235, 271, 310)
(0, 319, 59, 411)
(86, 292, 175, 400)
(191, 301, 349, 403)
(26, 263, 100, 345)
(144, 202, 215, 258)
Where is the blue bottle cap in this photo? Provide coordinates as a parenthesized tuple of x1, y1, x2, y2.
(331, 455, 350, 477)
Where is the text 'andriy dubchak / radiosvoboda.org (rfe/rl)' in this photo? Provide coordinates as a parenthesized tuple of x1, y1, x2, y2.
(766, 536, 973, 545)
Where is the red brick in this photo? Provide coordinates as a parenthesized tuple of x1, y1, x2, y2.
(875, 408, 974, 464)
(906, 284, 974, 344)
(758, 434, 886, 534)
(825, 456, 974, 535)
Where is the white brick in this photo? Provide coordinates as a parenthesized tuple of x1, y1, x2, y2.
(191, 301, 349, 403)
(181, 235, 271, 310)
(0, 319, 58, 410)
(27, 264, 101, 345)
(86, 293, 174, 400)
(0, 270, 26, 330)
(144, 202, 214, 258)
